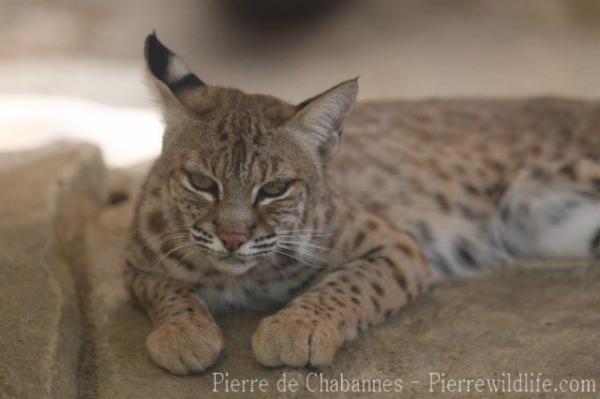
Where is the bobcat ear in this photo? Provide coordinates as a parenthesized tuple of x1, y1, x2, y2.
(289, 78, 358, 160)
(144, 32, 206, 116)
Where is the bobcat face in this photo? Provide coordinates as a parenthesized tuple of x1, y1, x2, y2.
(160, 117, 317, 275)
(144, 34, 357, 274)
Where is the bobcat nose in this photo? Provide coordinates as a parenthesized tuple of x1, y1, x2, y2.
(219, 232, 248, 252)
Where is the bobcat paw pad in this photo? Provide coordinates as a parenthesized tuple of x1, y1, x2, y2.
(146, 316, 224, 375)
(252, 311, 344, 368)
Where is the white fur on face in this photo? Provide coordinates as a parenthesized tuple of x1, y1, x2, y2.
(180, 175, 217, 202)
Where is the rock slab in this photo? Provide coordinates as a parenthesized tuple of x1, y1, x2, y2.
(0, 144, 105, 399)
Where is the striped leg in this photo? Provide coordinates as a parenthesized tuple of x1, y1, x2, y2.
(125, 265, 224, 374)
(252, 229, 434, 368)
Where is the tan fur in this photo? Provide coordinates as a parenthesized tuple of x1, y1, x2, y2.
(125, 35, 600, 374)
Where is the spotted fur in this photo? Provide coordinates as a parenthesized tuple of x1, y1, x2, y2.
(125, 34, 600, 374)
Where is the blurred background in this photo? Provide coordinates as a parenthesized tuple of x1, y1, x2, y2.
(2, 0, 600, 166)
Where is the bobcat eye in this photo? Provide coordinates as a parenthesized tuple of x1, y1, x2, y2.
(186, 172, 218, 194)
(260, 180, 290, 198)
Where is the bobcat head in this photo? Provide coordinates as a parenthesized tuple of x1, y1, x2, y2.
(144, 33, 357, 275)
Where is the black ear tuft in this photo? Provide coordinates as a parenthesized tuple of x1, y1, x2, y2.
(144, 32, 171, 84)
(144, 32, 205, 94)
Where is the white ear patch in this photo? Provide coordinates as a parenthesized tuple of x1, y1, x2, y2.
(144, 32, 205, 101)
(167, 55, 191, 84)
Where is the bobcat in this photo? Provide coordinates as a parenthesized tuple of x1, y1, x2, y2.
(125, 33, 600, 374)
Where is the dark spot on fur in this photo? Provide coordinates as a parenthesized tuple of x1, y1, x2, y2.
(366, 220, 379, 231)
(394, 242, 414, 257)
(393, 272, 407, 290)
(462, 183, 480, 196)
(482, 158, 505, 174)
(361, 245, 384, 260)
(558, 163, 576, 180)
(371, 296, 381, 313)
(148, 210, 167, 235)
(353, 231, 366, 249)
(484, 182, 507, 199)
(434, 192, 451, 212)
(371, 282, 384, 296)
(590, 227, 600, 256)
(529, 144, 542, 156)
(455, 241, 478, 269)
(332, 297, 346, 308)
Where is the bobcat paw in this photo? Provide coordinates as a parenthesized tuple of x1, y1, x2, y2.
(252, 310, 344, 368)
(146, 315, 224, 375)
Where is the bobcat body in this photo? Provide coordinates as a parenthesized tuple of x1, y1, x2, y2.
(125, 34, 600, 374)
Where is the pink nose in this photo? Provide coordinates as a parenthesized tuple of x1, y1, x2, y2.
(220, 232, 248, 252)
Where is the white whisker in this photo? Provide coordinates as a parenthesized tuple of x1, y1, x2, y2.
(276, 234, 334, 238)
(276, 229, 332, 234)
(157, 233, 191, 243)
(142, 241, 197, 272)
(276, 244, 328, 266)
(272, 248, 322, 270)
(277, 240, 341, 258)
(156, 225, 190, 238)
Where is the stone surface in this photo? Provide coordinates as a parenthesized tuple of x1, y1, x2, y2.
(2, 143, 600, 398)
(0, 143, 105, 399)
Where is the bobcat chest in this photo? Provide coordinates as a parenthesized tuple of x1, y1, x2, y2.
(196, 271, 316, 314)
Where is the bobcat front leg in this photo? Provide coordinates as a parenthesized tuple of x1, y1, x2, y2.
(125, 264, 224, 374)
(252, 210, 435, 368)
